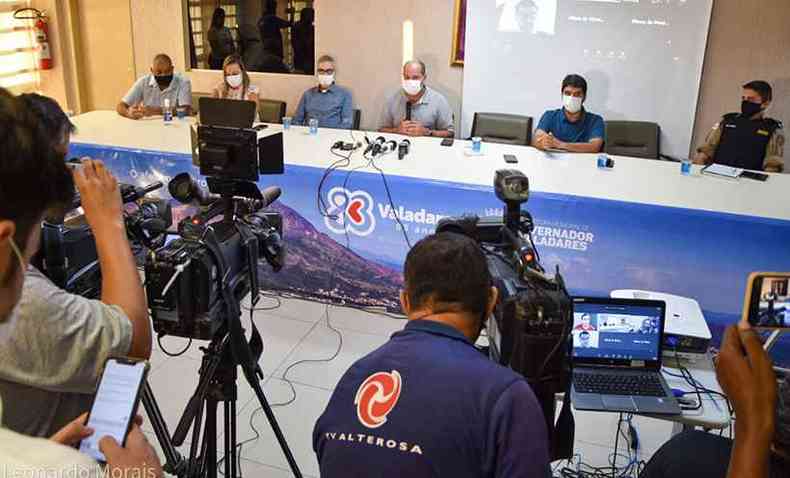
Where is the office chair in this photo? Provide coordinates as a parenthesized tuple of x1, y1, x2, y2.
(258, 99, 287, 124)
(470, 112, 533, 146)
(604, 121, 661, 160)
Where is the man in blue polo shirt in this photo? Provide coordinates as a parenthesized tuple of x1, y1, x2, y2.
(293, 55, 354, 129)
(313, 233, 549, 478)
(533, 74, 604, 153)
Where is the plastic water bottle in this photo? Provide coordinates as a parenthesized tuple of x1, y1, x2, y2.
(163, 98, 173, 123)
(597, 154, 608, 169)
(472, 136, 482, 153)
(308, 118, 319, 135)
(681, 159, 692, 176)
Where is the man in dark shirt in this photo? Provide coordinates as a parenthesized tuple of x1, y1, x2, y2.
(694, 81, 784, 172)
(313, 232, 550, 478)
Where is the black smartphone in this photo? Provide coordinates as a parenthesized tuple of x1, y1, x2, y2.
(79, 358, 150, 463)
(740, 170, 769, 182)
(441, 138, 454, 147)
(504, 154, 518, 164)
(742, 272, 790, 328)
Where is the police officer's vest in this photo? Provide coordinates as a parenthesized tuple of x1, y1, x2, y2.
(713, 113, 781, 170)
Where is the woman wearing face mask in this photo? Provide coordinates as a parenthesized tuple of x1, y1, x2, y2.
(212, 55, 260, 120)
(533, 74, 605, 153)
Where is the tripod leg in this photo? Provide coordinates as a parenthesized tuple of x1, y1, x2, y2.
(230, 399, 237, 478)
(141, 382, 186, 477)
(187, 399, 206, 478)
(224, 402, 232, 478)
(204, 398, 218, 478)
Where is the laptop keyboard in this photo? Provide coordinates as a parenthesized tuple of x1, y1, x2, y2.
(575, 372, 666, 396)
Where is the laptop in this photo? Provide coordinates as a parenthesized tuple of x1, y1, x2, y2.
(199, 97, 257, 128)
(570, 297, 681, 415)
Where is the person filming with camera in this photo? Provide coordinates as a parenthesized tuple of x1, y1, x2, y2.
(313, 232, 549, 477)
(0, 88, 161, 476)
(0, 93, 152, 440)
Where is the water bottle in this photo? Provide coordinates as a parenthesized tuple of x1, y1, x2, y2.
(597, 154, 608, 169)
(472, 136, 482, 153)
(680, 159, 692, 176)
(163, 98, 173, 123)
(309, 118, 319, 135)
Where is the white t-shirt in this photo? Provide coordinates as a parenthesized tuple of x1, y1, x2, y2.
(0, 398, 102, 477)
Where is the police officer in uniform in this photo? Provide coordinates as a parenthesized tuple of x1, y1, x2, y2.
(694, 81, 784, 172)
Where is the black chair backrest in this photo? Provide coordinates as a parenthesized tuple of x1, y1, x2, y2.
(258, 99, 287, 124)
(604, 121, 660, 159)
(471, 112, 533, 146)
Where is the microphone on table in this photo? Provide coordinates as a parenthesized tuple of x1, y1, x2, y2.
(398, 139, 411, 160)
(381, 140, 398, 155)
(371, 136, 386, 156)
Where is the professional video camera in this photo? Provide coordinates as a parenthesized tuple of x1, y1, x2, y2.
(145, 124, 286, 340)
(436, 169, 573, 459)
(34, 180, 172, 299)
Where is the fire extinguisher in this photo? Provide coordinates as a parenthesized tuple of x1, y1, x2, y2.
(13, 8, 53, 70)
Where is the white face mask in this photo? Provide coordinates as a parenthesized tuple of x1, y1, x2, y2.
(226, 74, 243, 89)
(563, 95, 583, 114)
(318, 74, 335, 88)
(402, 79, 423, 96)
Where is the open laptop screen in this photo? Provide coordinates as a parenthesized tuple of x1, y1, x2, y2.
(572, 299, 664, 362)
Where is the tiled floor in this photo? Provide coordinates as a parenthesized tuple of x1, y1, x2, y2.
(144, 297, 680, 477)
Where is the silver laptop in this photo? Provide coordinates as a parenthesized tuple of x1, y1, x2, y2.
(570, 297, 681, 415)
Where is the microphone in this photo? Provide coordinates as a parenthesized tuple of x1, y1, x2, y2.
(121, 182, 163, 204)
(406, 102, 412, 121)
(371, 136, 386, 156)
(382, 140, 398, 154)
(398, 139, 411, 160)
(253, 186, 282, 209)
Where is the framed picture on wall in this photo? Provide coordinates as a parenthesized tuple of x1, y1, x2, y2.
(451, 0, 466, 66)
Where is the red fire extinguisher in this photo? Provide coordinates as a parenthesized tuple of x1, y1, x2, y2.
(14, 8, 53, 70)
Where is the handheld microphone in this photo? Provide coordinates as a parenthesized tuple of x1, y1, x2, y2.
(371, 136, 386, 156)
(398, 139, 411, 160)
(406, 102, 412, 121)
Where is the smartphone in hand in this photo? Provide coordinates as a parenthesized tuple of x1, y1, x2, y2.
(741, 272, 790, 329)
(79, 358, 149, 463)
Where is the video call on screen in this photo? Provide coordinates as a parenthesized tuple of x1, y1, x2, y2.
(571, 304, 662, 361)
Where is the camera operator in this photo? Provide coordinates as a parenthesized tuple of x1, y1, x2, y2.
(0, 88, 161, 476)
(0, 93, 151, 439)
(313, 232, 550, 478)
(639, 324, 788, 478)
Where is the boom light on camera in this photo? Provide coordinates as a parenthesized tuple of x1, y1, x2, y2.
(436, 169, 575, 460)
(139, 124, 303, 478)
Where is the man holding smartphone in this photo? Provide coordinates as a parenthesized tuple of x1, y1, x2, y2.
(0, 93, 152, 439)
(0, 88, 161, 476)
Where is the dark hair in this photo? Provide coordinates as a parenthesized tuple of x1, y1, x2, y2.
(0, 88, 74, 263)
(743, 80, 773, 103)
(211, 7, 226, 30)
(153, 53, 173, 68)
(17, 93, 75, 146)
(265, 0, 277, 14)
(403, 233, 492, 320)
(562, 74, 588, 97)
(300, 7, 314, 24)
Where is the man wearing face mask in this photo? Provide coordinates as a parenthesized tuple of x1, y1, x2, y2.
(533, 74, 604, 153)
(313, 233, 548, 478)
(694, 81, 784, 172)
(379, 60, 455, 138)
(117, 53, 192, 120)
(0, 88, 163, 477)
(293, 55, 354, 129)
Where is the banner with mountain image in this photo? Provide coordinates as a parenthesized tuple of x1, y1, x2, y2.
(69, 143, 790, 366)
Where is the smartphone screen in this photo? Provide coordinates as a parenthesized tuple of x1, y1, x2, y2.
(504, 154, 518, 164)
(79, 359, 148, 462)
(747, 275, 790, 328)
(441, 138, 454, 147)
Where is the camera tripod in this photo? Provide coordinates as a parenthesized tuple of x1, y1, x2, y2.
(140, 318, 303, 478)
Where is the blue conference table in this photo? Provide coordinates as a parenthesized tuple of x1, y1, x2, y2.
(69, 111, 790, 365)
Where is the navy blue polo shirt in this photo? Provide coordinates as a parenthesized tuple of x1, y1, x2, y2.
(313, 320, 549, 478)
(536, 108, 605, 144)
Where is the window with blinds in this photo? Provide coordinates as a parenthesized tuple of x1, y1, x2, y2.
(0, 1, 37, 89)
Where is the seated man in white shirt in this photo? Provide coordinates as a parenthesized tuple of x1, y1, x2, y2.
(117, 53, 192, 119)
(0, 87, 162, 478)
